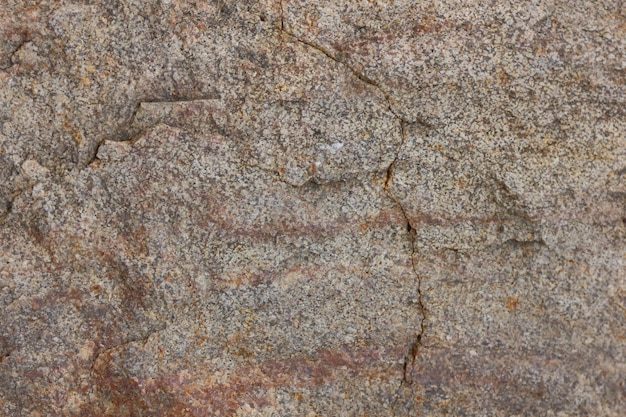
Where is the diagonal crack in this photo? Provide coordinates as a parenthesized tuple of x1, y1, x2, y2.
(0, 39, 30, 71)
(285, 31, 401, 120)
(90, 326, 165, 374)
(274, 7, 429, 128)
(85, 96, 221, 169)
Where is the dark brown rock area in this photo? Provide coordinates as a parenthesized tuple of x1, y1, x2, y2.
(1, 1, 624, 416)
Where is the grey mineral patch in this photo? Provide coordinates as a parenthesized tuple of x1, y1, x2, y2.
(1, 0, 625, 416)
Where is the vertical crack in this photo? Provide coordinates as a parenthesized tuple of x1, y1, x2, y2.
(276, 6, 428, 387)
(278, 0, 285, 30)
(384, 121, 426, 386)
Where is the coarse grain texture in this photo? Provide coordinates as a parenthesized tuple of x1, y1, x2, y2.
(0, 0, 624, 416)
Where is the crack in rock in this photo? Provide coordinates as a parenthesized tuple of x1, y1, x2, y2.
(273, 11, 429, 128)
(273, 19, 431, 370)
(75, 8, 432, 393)
(90, 327, 165, 374)
(258, 14, 429, 378)
(0, 39, 30, 70)
(382, 121, 426, 386)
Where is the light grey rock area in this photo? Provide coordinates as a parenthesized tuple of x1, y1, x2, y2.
(0, 1, 624, 416)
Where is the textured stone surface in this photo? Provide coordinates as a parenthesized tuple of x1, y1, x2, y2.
(0, 1, 624, 416)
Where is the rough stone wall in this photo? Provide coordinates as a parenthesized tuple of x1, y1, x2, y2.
(0, 1, 624, 416)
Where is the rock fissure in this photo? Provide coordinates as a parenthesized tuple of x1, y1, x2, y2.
(84, 96, 226, 168)
(274, 11, 429, 385)
(278, 0, 285, 30)
(0, 39, 30, 71)
(383, 121, 426, 385)
(90, 327, 165, 373)
(274, 19, 421, 127)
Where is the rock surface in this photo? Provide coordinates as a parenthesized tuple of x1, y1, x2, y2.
(0, 1, 624, 416)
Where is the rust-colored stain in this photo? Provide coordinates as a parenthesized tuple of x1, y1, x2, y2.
(85, 346, 404, 416)
(505, 296, 518, 311)
(413, 15, 447, 34)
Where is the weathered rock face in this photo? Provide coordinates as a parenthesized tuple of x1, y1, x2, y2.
(0, 1, 624, 416)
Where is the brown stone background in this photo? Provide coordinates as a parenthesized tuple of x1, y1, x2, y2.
(0, 1, 624, 416)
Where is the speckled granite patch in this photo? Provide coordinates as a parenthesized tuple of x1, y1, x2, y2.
(1, 1, 624, 416)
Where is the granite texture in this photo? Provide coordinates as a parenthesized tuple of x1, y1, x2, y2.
(0, 1, 624, 416)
